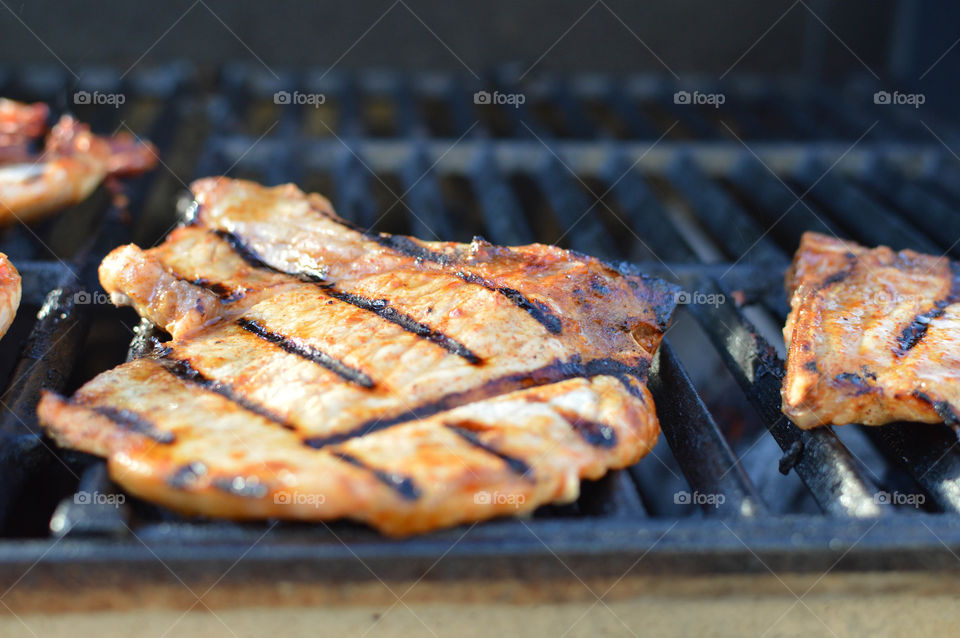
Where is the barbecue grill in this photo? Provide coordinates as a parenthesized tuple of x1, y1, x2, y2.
(2, 59, 960, 629)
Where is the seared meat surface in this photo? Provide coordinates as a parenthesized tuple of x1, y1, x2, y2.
(39, 178, 677, 535)
(782, 231, 960, 428)
(0, 100, 157, 224)
(0, 252, 20, 339)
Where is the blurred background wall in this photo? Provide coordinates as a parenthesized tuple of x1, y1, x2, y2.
(0, 0, 899, 76)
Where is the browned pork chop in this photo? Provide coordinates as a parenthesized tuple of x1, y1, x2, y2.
(39, 177, 677, 536)
(0, 102, 157, 224)
(782, 231, 960, 428)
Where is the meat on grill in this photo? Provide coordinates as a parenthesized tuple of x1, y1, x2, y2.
(38, 177, 677, 535)
(0, 252, 20, 339)
(782, 231, 960, 428)
(0, 100, 158, 224)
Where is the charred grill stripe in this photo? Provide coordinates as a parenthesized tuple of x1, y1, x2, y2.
(236, 318, 374, 387)
(914, 391, 960, 427)
(323, 215, 566, 336)
(304, 355, 649, 448)
(89, 405, 175, 444)
(369, 233, 455, 265)
(455, 270, 562, 334)
(329, 451, 420, 500)
(187, 277, 246, 302)
(319, 287, 480, 363)
(159, 355, 297, 430)
(213, 229, 283, 273)
(446, 424, 533, 477)
(212, 229, 480, 363)
(896, 303, 948, 355)
(833, 372, 876, 396)
(817, 253, 857, 291)
(168, 461, 208, 490)
(895, 265, 960, 356)
(554, 408, 618, 448)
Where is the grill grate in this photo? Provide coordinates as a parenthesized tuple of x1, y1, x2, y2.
(2, 63, 960, 581)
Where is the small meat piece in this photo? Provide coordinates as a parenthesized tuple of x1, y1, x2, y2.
(782, 231, 960, 428)
(0, 253, 20, 339)
(0, 105, 157, 225)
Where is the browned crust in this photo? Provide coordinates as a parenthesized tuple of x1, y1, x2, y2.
(782, 232, 960, 428)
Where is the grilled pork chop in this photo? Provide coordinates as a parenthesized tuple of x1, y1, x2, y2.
(782, 231, 960, 428)
(0, 101, 157, 224)
(39, 177, 677, 535)
(0, 252, 20, 339)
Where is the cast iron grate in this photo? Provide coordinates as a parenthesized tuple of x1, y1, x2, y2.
(1, 63, 960, 579)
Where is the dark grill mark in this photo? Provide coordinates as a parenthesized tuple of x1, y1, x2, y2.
(212, 476, 269, 498)
(159, 355, 296, 429)
(895, 262, 960, 356)
(820, 269, 850, 287)
(304, 355, 648, 448)
(330, 451, 420, 500)
(237, 318, 374, 388)
(213, 229, 283, 272)
(188, 277, 246, 302)
(213, 229, 480, 364)
(914, 391, 960, 427)
(319, 286, 481, 363)
(369, 233, 456, 265)
(833, 372, 875, 396)
(612, 373, 647, 402)
(455, 270, 563, 334)
(90, 406, 175, 444)
(815, 252, 858, 291)
(555, 408, 618, 448)
(335, 219, 566, 336)
(896, 301, 952, 356)
(447, 423, 533, 477)
(168, 461, 208, 490)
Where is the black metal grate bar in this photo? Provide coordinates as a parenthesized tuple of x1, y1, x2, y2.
(683, 277, 886, 517)
(648, 341, 768, 518)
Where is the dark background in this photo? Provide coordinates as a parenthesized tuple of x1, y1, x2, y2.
(0, 0, 934, 76)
